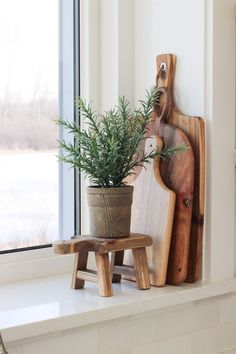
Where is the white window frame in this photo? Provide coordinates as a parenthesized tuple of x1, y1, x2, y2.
(59, 0, 77, 240)
(203, 0, 236, 281)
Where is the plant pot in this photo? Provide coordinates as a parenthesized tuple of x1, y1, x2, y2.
(87, 185, 134, 238)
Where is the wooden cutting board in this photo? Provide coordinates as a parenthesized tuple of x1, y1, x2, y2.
(151, 87, 195, 285)
(124, 135, 176, 287)
(156, 54, 205, 282)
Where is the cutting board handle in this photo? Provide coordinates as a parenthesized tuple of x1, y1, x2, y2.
(156, 54, 176, 117)
(153, 86, 171, 130)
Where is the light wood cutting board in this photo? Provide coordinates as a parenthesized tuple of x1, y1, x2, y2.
(125, 135, 176, 287)
(156, 54, 205, 283)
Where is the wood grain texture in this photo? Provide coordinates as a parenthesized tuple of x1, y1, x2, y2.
(156, 54, 205, 282)
(124, 136, 176, 286)
(150, 86, 195, 285)
(132, 247, 151, 289)
(113, 265, 135, 278)
(53, 233, 152, 255)
(111, 250, 124, 283)
(95, 253, 113, 297)
(71, 251, 88, 289)
(77, 269, 98, 283)
(54, 234, 152, 296)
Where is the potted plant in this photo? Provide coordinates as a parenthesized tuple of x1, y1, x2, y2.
(57, 88, 185, 238)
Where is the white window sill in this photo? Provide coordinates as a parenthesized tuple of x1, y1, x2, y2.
(1, 273, 236, 344)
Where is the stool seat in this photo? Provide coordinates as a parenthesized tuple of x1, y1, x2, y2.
(53, 233, 153, 297)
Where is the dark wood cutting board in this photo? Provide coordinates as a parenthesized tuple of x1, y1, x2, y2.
(156, 54, 205, 283)
(151, 87, 195, 285)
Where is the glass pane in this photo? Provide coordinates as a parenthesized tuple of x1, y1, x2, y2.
(0, 0, 59, 251)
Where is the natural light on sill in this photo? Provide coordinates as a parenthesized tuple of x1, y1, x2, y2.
(1, 273, 236, 344)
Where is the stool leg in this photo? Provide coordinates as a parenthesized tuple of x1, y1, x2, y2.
(132, 247, 150, 290)
(111, 250, 124, 283)
(95, 253, 113, 297)
(71, 251, 88, 289)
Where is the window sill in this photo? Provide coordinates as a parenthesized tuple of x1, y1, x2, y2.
(1, 273, 236, 344)
(0, 248, 74, 284)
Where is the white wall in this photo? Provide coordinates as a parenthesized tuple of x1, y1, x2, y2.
(206, 0, 236, 280)
(134, 0, 205, 116)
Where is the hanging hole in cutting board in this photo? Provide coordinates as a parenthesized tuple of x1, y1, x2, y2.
(156, 62, 167, 81)
(160, 62, 167, 71)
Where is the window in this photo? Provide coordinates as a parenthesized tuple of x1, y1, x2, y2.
(0, 0, 78, 253)
(0, 0, 59, 252)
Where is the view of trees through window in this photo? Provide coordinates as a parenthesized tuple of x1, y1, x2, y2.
(0, 0, 59, 251)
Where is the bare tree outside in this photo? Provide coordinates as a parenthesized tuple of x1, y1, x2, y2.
(0, 0, 59, 251)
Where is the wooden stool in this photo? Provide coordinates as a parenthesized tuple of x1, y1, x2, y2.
(53, 233, 153, 297)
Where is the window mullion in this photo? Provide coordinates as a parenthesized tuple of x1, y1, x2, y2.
(59, 0, 76, 240)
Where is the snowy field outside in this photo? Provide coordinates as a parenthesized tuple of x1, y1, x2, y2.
(0, 150, 58, 251)
(0, 0, 59, 251)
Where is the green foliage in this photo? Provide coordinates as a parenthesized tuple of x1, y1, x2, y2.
(57, 88, 187, 188)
